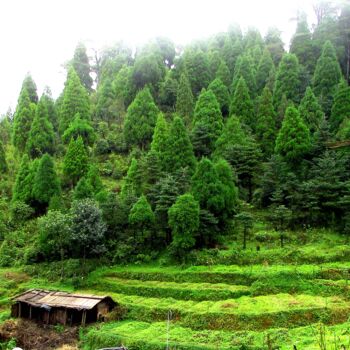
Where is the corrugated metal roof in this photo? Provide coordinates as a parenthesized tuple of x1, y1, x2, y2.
(13, 289, 114, 310)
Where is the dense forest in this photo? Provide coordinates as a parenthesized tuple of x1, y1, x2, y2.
(0, 1, 350, 268)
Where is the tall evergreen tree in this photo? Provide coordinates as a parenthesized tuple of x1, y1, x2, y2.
(222, 37, 240, 73)
(20, 74, 38, 103)
(150, 113, 169, 156)
(32, 154, 60, 211)
(191, 89, 223, 157)
(290, 12, 314, 73)
(231, 54, 256, 96)
(95, 77, 119, 122)
(256, 87, 276, 157)
(0, 141, 7, 174)
(273, 53, 302, 107)
(62, 113, 95, 146)
(215, 60, 231, 88)
(299, 86, 324, 134)
(59, 67, 90, 133)
(26, 96, 55, 158)
(256, 49, 275, 94)
(312, 40, 342, 115)
(73, 177, 94, 200)
(12, 155, 32, 204)
(230, 77, 254, 130)
(120, 158, 142, 199)
(208, 78, 230, 117)
(163, 116, 196, 174)
(264, 27, 285, 66)
(176, 73, 194, 126)
(124, 87, 160, 150)
(41, 87, 58, 132)
(275, 106, 311, 163)
(63, 136, 89, 186)
(72, 42, 93, 91)
(330, 79, 350, 133)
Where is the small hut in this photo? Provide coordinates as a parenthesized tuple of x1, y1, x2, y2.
(11, 289, 116, 326)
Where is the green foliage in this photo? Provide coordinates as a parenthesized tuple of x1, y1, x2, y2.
(72, 42, 93, 91)
(124, 87, 160, 149)
(59, 67, 90, 133)
(159, 73, 178, 110)
(256, 49, 275, 93)
(26, 96, 55, 158)
(62, 113, 95, 146)
(0, 141, 7, 174)
(208, 78, 230, 117)
(299, 86, 324, 134)
(275, 106, 311, 162)
(230, 77, 254, 130)
(192, 89, 223, 157)
(150, 113, 169, 158)
(12, 155, 32, 204)
(215, 60, 231, 88)
(176, 73, 195, 125)
(231, 54, 256, 96)
(121, 158, 142, 199)
(264, 27, 285, 66)
(63, 136, 89, 185)
(313, 40, 342, 115)
(32, 154, 61, 210)
(168, 193, 199, 258)
(41, 86, 58, 132)
(20, 74, 38, 103)
(330, 79, 350, 133)
(73, 177, 93, 200)
(273, 53, 302, 107)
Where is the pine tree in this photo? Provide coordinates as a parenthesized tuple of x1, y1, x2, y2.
(86, 164, 104, 194)
(150, 113, 169, 156)
(0, 141, 7, 174)
(176, 73, 195, 125)
(159, 73, 178, 111)
(32, 154, 60, 211)
(12, 155, 31, 203)
(120, 158, 142, 199)
(337, 117, 350, 140)
(312, 40, 342, 115)
(63, 136, 89, 186)
(208, 51, 222, 80)
(163, 116, 196, 174)
(299, 86, 324, 134)
(73, 177, 93, 200)
(41, 87, 58, 132)
(256, 87, 276, 157)
(264, 27, 285, 66)
(273, 53, 302, 107)
(95, 77, 119, 122)
(26, 96, 55, 158)
(215, 60, 231, 88)
(222, 37, 240, 73)
(230, 77, 254, 130)
(330, 79, 350, 133)
(59, 67, 90, 133)
(275, 106, 311, 163)
(191, 89, 223, 157)
(256, 49, 275, 94)
(231, 55, 256, 96)
(20, 74, 38, 103)
(124, 87, 160, 150)
(168, 193, 199, 259)
(62, 113, 95, 146)
(208, 78, 230, 117)
(72, 42, 93, 91)
(12, 89, 36, 153)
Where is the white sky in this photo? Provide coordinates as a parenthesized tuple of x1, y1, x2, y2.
(0, 0, 317, 115)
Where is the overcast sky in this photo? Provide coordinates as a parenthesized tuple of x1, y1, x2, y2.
(0, 0, 317, 115)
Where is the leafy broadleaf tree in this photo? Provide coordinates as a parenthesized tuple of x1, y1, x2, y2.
(62, 113, 95, 146)
(32, 154, 61, 213)
(208, 78, 230, 117)
(59, 67, 90, 133)
(175, 73, 194, 126)
(275, 106, 311, 163)
(63, 136, 89, 186)
(168, 193, 199, 260)
(312, 40, 342, 115)
(72, 42, 93, 91)
(26, 96, 55, 158)
(330, 79, 350, 133)
(124, 87, 160, 150)
(191, 89, 223, 157)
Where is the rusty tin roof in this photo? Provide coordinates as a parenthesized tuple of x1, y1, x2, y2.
(13, 289, 115, 310)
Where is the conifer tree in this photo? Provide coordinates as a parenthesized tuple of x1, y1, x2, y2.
(312, 40, 342, 115)
(215, 60, 231, 88)
(264, 27, 285, 66)
(191, 89, 223, 157)
(124, 87, 160, 149)
(12, 155, 31, 203)
(0, 141, 7, 174)
(73, 177, 93, 200)
(150, 113, 169, 170)
(168, 193, 199, 259)
(159, 73, 178, 111)
(231, 55, 256, 96)
(222, 37, 239, 73)
(59, 67, 90, 133)
(330, 79, 350, 133)
(86, 164, 104, 194)
(62, 113, 95, 146)
(120, 158, 142, 199)
(176, 73, 195, 125)
(41, 87, 58, 132)
(290, 13, 314, 73)
(20, 74, 38, 103)
(95, 77, 118, 122)
(256, 87, 276, 156)
(299, 86, 324, 134)
(72, 42, 93, 91)
(208, 78, 230, 117)
(256, 49, 275, 94)
(230, 77, 254, 130)
(63, 136, 89, 186)
(273, 53, 302, 107)
(32, 154, 61, 211)
(163, 116, 196, 174)
(208, 51, 222, 79)
(12, 89, 36, 153)
(337, 117, 350, 140)
(275, 106, 311, 163)
(26, 96, 55, 158)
